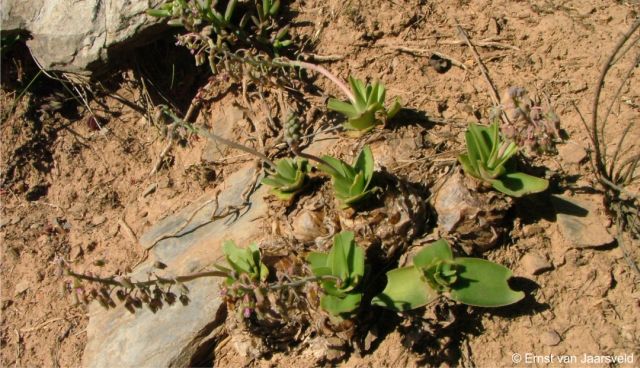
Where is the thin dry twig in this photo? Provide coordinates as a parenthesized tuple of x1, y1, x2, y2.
(440, 38, 521, 51)
(20, 318, 65, 333)
(455, 24, 500, 107)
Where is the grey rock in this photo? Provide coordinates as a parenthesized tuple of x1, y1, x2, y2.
(552, 195, 614, 248)
(1, 0, 165, 75)
(83, 164, 269, 368)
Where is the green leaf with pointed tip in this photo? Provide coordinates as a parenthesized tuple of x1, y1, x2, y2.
(307, 252, 329, 273)
(349, 77, 367, 110)
(386, 97, 402, 119)
(332, 231, 364, 289)
(354, 145, 374, 184)
(261, 176, 289, 188)
(468, 123, 490, 163)
(329, 234, 349, 284)
(319, 156, 353, 178)
(224, 0, 237, 21)
(328, 98, 359, 119)
(464, 131, 481, 174)
(147, 9, 171, 17)
(345, 111, 377, 131)
(269, 0, 281, 15)
(276, 158, 296, 180)
(494, 142, 518, 169)
(223, 240, 252, 275)
(413, 239, 454, 268)
(248, 243, 269, 282)
(321, 293, 362, 316)
(457, 153, 478, 178)
(223, 241, 268, 282)
(486, 122, 501, 167)
(490, 172, 549, 197)
(371, 266, 438, 312)
(338, 188, 374, 208)
(349, 172, 366, 196)
(449, 258, 524, 307)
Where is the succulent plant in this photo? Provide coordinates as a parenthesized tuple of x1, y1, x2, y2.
(458, 121, 549, 197)
(317, 145, 378, 208)
(327, 76, 401, 133)
(372, 239, 524, 311)
(307, 231, 365, 318)
(261, 158, 310, 200)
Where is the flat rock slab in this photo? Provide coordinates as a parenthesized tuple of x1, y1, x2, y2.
(83, 164, 269, 368)
(551, 195, 615, 248)
(83, 136, 339, 367)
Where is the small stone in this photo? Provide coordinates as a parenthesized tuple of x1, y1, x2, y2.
(14, 281, 30, 296)
(91, 215, 106, 226)
(558, 143, 587, 165)
(521, 253, 552, 275)
(540, 330, 561, 346)
(552, 195, 615, 248)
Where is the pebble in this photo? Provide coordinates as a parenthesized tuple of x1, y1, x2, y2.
(91, 215, 106, 226)
(521, 253, 552, 275)
(540, 330, 561, 346)
(14, 280, 30, 296)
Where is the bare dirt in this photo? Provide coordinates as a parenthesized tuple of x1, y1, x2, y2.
(1, 0, 639, 367)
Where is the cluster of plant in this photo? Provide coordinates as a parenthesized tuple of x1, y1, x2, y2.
(458, 120, 549, 197)
(327, 76, 401, 134)
(499, 86, 561, 154)
(148, 0, 293, 82)
(220, 233, 523, 320)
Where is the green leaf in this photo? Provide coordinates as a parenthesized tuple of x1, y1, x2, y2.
(371, 266, 438, 312)
(146, 9, 171, 17)
(386, 97, 402, 119)
(413, 239, 454, 268)
(355, 146, 374, 183)
(349, 76, 368, 110)
(224, 0, 237, 21)
(457, 153, 478, 178)
(490, 172, 549, 197)
(329, 234, 349, 284)
(319, 156, 352, 178)
(276, 158, 296, 180)
(449, 258, 524, 307)
(307, 252, 330, 274)
(327, 98, 358, 118)
(269, 0, 281, 15)
(321, 293, 362, 316)
(345, 111, 377, 131)
(468, 124, 490, 163)
(349, 172, 367, 198)
(223, 241, 268, 282)
(261, 176, 289, 188)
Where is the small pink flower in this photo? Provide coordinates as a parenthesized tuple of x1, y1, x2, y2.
(243, 307, 252, 318)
